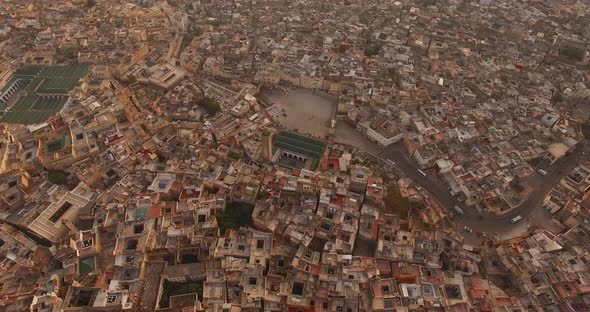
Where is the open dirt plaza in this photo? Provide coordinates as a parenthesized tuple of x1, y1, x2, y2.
(260, 88, 337, 139)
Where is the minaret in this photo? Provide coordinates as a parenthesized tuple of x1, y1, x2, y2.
(261, 130, 273, 161)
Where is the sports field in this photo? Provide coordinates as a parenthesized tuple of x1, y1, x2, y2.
(0, 64, 89, 124)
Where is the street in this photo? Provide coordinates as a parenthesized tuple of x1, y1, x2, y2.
(335, 121, 589, 242)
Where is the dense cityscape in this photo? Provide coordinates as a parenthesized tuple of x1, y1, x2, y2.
(0, 0, 590, 311)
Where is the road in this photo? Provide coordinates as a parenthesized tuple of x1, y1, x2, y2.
(335, 121, 589, 241)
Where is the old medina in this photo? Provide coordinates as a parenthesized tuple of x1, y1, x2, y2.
(0, 0, 590, 311)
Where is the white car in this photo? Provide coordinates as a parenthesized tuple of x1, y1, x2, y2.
(537, 169, 547, 176)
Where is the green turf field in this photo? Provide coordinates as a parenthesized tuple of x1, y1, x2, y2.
(0, 64, 89, 124)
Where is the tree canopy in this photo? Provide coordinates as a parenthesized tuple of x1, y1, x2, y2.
(215, 202, 254, 234)
(199, 97, 221, 116)
(47, 170, 68, 185)
(364, 45, 380, 57)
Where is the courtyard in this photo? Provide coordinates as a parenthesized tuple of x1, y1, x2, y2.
(261, 88, 337, 139)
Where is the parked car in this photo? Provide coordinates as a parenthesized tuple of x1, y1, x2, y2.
(537, 169, 547, 176)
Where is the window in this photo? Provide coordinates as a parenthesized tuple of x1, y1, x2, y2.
(323, 302, 329, 309)
(82, 238, 93, 248)
(248, 277, 257, 285)
(197, 214, 206, 223)
(327, 268, 334, 275)
(277, 259, 285, 267)
(126, 239, 138, 250)
(292, 282, 304, 296)
(133, 224, 144, 234)
(256, 239, 264, 249)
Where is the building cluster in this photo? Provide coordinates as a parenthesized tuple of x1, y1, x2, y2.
(0, 128, 530, 311)
(481, 161, 590, 311)
(494, 221, 590, 311)
(0, 0, 589, 311)
(1, 0, 589, 214)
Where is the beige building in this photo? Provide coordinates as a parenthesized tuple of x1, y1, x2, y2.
(29, 182, 96, 243)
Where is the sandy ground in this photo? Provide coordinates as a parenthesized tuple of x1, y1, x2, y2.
(262, 88, 336, 139)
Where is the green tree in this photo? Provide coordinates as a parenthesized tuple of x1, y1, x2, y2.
(364, 45, 380, 57)
(47, 170, 68, 185)
(125, 75, 137, 84)
(551, 92, 564, 103)
(385, 183, 410, 219)
(199, 97, 221, 116)
(215, 202, 254, 234)
(227, 151, 241, 160)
